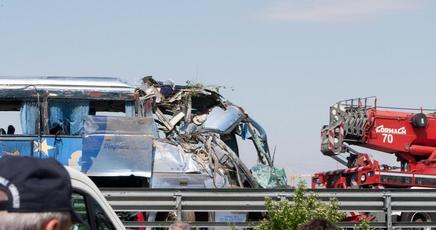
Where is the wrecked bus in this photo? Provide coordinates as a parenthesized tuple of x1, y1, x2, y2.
(0, 76, 286, 189)
(0, 77, 148, 183)
(0, 76, 287, 222)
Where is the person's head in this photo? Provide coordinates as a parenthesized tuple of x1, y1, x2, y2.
(7, 125, 15, 135)
(0, 156, 85, 230)
(169, 221, 191, 230)
(0, 211, 71, 230)
(302, 218, 339, 230)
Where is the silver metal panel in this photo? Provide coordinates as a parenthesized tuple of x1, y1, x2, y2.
(152, 141, 202, 174)
(0, 76, 136, 100)
(0, 76, 131, 88)
(202, 106, 244, 134)
(86, 136, 153, 178)
(84, 116, 157, 136)
(151, 172, 209, 188)
(152, 141, 187, 173)
(83, 116, 156, 177)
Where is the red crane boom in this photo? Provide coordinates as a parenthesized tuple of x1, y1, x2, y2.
(313, 97, 436, 189)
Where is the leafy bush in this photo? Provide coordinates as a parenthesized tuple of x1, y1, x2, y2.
(355, 219, 371, 230)
(258, 181, 345, 230)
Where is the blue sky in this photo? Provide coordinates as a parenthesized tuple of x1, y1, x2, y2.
(1, 0, 436, 177)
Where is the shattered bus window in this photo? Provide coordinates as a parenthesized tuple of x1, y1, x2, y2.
(0, 76, 287, 189)
(0, 76, 288, 223)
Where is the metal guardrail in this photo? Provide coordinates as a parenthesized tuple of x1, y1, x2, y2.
(101, 188, 436, 229)
(121, 222, 436, 229)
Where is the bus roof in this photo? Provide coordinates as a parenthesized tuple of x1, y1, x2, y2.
(0, 76, 136, 100)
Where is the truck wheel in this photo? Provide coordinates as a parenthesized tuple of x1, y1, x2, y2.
(400, 212, 434, 230)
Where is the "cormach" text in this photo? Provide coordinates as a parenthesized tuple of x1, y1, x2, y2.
(375, 125, 407, 135)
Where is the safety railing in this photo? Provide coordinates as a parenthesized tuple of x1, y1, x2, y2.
(101, 188, 436, 229)
(336, 96, 377, 109)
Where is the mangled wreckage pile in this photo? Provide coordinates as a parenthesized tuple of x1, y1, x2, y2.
(0, 76, 287, 224)
(137, 77, 287, 189)
(0, 76, 286, 190)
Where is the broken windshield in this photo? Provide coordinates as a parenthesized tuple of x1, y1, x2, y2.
(0, 76, 287, 189)
(137, 77, 286, 188)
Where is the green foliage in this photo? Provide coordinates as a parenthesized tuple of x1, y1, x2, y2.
(185, 80, 206, 90)
(185, 80, 234, 93)
(355, 218, 371, 230)
(258, 181, 345, 230)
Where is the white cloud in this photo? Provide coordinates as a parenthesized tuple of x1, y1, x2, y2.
(257, 0, 420, 24)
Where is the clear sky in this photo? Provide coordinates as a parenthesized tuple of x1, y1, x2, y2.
(1, 0, 436, 177)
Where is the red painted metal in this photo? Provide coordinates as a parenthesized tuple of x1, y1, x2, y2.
(314, 98, 436, 189)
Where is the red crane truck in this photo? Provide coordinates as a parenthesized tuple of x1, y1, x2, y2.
(313, 97, 436, 224)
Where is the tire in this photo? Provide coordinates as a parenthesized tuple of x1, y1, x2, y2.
(400, 212, 435, 230)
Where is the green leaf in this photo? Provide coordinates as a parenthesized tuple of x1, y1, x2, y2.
(258, 180, 345, 230)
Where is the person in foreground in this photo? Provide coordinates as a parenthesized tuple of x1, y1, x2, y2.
(169, 221, 191, 230)
(0, 155, 86, 230)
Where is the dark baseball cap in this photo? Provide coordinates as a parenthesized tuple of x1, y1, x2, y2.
(0, 155, 85, 225)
